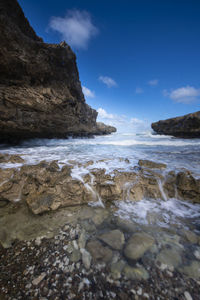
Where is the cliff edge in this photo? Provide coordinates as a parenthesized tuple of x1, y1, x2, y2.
(151, 111, 200, 138)
(0, 0, 116, 142)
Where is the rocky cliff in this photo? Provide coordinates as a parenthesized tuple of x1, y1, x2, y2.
(0, 0, 116, 142)
(151, 111, 200, 138)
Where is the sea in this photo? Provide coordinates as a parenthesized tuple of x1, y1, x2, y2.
(0, 130, 200, 231)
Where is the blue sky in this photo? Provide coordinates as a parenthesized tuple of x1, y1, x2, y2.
(19, 0, 200, 132)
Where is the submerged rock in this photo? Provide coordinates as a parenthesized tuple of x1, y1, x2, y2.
(124, 232, 155, 260)
(151, 111, 200, 138)
(156, 248, 182, 269)
(123, 265, 149, 280)
(86, 240, 113, 263)
(98, 229, 125, 250)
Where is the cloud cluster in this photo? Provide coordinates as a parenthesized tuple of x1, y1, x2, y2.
(97, 107, 148, 132)
(148, 79, 159, 86)
(82, 86, 95, 98)
(99, 76, 117, 88)
(135, 87, 144, 94)
(164, 86, 200, 104)
(49, 10, 98, 49)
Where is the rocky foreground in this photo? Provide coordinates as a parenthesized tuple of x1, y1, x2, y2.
(0, 205, 200, 300)
(0, 0, 116, 142)
(151, 111, 200, 138)
(0, 154, 200, 299)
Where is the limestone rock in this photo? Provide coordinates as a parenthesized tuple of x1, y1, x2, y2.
(138, 160, 166, 169)
(151, 111, 200, 138)
(124, 232, 155, 260)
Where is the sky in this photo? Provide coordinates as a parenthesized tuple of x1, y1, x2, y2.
(18, 0, 200, 132)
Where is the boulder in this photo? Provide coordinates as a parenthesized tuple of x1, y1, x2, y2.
(151, 111, 200, 138)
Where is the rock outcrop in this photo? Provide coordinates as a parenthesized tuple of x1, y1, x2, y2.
(0, 0, 116, 142)
(0, 157, 199, 214)
(95, 122, 117, 135)
(151, 111, 200, 138)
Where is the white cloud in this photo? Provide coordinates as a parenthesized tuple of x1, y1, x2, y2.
(164, 86, 200, 104)
(49, 10, 98, 49)
(97, 108, 115, 119)
(99, 76, 117, 88)
(135, 87, 144, 94)
(148, 79, 159, 86)
(82, 86, 95, 98)
(130, 118, 145, 125)
(97, 107, 149, 133)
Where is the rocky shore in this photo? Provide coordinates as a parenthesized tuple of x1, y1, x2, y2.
(151, 111, 200, 138)
(0, 154, 200, 299)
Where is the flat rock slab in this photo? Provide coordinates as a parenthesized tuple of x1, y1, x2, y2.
(98, 229, 125, 250)
(124, 232, 155, 260)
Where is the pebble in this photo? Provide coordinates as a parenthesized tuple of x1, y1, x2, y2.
(32, 272, 46, 286)
(137, 287, 143, 295)
(194, 249, 200, 260)
(184, 291, 193, 300)
(81, 248, 92, 269)
(35, 237, 42, 246)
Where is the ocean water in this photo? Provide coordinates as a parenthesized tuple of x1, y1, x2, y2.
(0, 131, 200, 231)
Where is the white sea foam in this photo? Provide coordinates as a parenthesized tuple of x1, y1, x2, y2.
(115, 198, 200, 228)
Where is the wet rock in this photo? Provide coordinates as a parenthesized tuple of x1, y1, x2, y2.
(194, 248, 200, 260)
(0, 154, 25, 164)
(70, 249, 81, 263)
(123, 265, 149, 280)
(176, 171, 200, 203)
(156, 247, 182, 269)
(92, 209, 109, 226)
(98, 229, 125, 250)
(110, 260, 126, 279)
(138, 160, 166, 169)
(114, 217, 138, 233)
(179, 261, 200, 279)
(124, 232, 155, 260)
(183, 230, 198, 244)
(19, 162, 94, 214)
(80, 248, 92, 269)
(86, 240, 113, 263)
(78, 230, 87, 249)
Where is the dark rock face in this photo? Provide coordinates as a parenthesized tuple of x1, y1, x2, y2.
(151, 111, 200, 138)
(0, 0, 116, 142)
